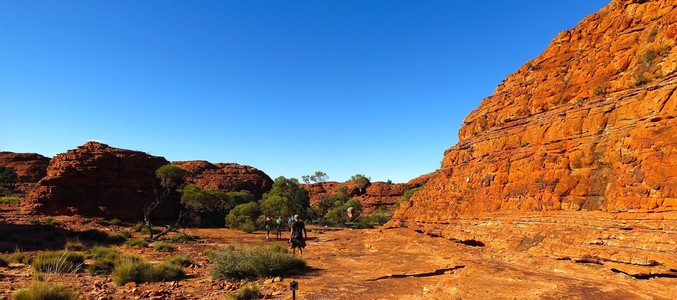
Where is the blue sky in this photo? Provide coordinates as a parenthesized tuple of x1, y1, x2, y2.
(0, 0, 609, 183)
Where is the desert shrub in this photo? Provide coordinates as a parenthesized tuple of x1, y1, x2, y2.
(0, 196, 22, 205)
(169, 233, 197, 243)
(133, 223, 162, 235)
(0, 256, 8, 267)
(32, 251, 85, 273)
(209, 245, 306, 280)
(111, 256, 184, 285)
(86, 247, 124, 276)
(227, 283, 262, 300)
(165, 254, 193, 267)
(9, 252, 33, 264)
(226, 202, 261, 233)
(108, 218, 122, 226)
(0, 166, 18, 188)
(325, 198, 362, 225)
(12, 281, 77, 300)
(153, 242, 175, 252)
(64, 240, 86, 251)
(44, 217, 61, 226)
(355, 213, 391, 228)
(124, 238, 148, 248)
(401, 187, 423, 202)
(117, 230, 132, 239)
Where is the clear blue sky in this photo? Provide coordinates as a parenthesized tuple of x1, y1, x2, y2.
(0, 0, 609, 183)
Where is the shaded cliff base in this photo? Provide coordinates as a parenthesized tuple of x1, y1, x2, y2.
(389, 210, 677, 280)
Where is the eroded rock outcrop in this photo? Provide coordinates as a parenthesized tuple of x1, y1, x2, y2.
(26, 142, 175, 220)
(303, 173, 432, 213)
(0, 152, 50, 182)
(173, 161, 273, 198)
(392, 0, 677, 277)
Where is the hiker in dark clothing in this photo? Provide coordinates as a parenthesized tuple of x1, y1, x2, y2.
(289, 214, 307, 256)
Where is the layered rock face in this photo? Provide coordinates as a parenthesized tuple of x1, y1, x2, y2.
(26, 142, 175, 220)
(173, 161, 273, 198)
(0, 152, 50, 182)
(392, 0, 677, 277)
(303, 173, 432, 213)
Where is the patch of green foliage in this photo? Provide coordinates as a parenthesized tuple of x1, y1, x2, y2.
(124, 238, 149, 248)
(32, 251, 85, 273)
(182, 184, 255, 227)
(165, 254, 193, 267)
(111, 256, 184, 285)
(227, 284, 262, 300)
(209, 245, 306, 280)
(64, 240, 86, 251)
(8, 251, 33, 264)
(152, 242, 175, 252)
(13, 281, 77, 300)
(169, 233, 198, 243)
(0, 255, 8, 267)
(0, 196, 22, 205)
(0, 166, 18, 188)
(226, 202, 260, 233)
(77, 229, 127, 244)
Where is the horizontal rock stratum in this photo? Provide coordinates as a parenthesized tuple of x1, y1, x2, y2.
(391, 0, 677, 277)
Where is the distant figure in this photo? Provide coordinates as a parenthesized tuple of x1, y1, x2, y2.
(289, 214, 307, 256)
(264, 215, 272, 240)
(347, 206, 354, 221)
(288, 215, 295, 228)
(276, 216, 284, 239)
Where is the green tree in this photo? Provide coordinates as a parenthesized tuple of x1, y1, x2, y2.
(349, 174, 371, 193)
(226, 202, 261, 233)
(141, 164, 190, 240)
(258, 176, 310, 219)
(181, 184, 255, 227)
(301, 171, 329, 184)
(0, 166, 18, 189)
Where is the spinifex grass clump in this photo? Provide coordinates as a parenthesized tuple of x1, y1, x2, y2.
(86, 246, 125, 276)
(152, 242, 175, 252)
(111, 256, 184, 285)
(165, 254, 193, 267)
(124, 238, 149, 248)
(32, 251, 85, 273)
(13, 281, 77, 300)
(209, 244, 306, 280)
(227, 283, 262, 300)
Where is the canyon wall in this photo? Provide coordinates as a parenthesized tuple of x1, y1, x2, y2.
(391, 0, 677, 277)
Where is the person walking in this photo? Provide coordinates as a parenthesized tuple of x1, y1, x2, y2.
(264, 215, 272, 240)
(289, 214, 307, 256)
(275, 216, 284, 239)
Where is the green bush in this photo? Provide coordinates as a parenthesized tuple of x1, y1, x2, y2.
(226, 202, 261, 233)
(209, 245, 306, 280)
(153, 242, 175, 252)
(111, 256, 184, 285)
(86, 247, 124, 276)
(64, 240, 86, 251)
(0, 196, 22, 205)
(117, 230, 132, 239)
(8, 252, 33, 264)
(133, 223, 162, 235)
(108, 218, 122, 226)
(124, 238, 149, 248)
(165, 254, 193, 267)
(169, 234, 197, 243)
(13, 281, 77, 300)
(32, 251, 85, 273)
(227, 284, 262, 300)
(44, 217, 61, 226)
(0, 256, 8, 267)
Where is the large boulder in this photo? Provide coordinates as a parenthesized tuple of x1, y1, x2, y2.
(391, 0, 677, 277)
(173, 160, 273, 198)
(25, 142, 174, 220)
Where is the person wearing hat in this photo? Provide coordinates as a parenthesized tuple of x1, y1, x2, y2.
(289, 214, 307, 256)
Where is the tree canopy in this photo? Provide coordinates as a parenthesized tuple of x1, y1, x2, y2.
(301, 171, 329, 184)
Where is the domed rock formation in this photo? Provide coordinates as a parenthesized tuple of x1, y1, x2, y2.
(173, 161, 273, 198)
(302, 173, 432, 213)
(0, 152, 50, 183)
(391, 0, 677, 277)
(25, 142, 174, 220)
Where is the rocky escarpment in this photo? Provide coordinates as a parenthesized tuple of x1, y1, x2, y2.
(172, 161, 273, 198)
(25, 142, 175, 220)
(392, 0, 677, 277)
(303, 173, 432, 213)
(0, 152, 50, 182)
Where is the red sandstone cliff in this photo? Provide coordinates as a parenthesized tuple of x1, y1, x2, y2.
(25, 142, 175, 220)
(0, 152, 50, 183)
(173, 160, 273, 197)
(391, 0, 677, 277)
